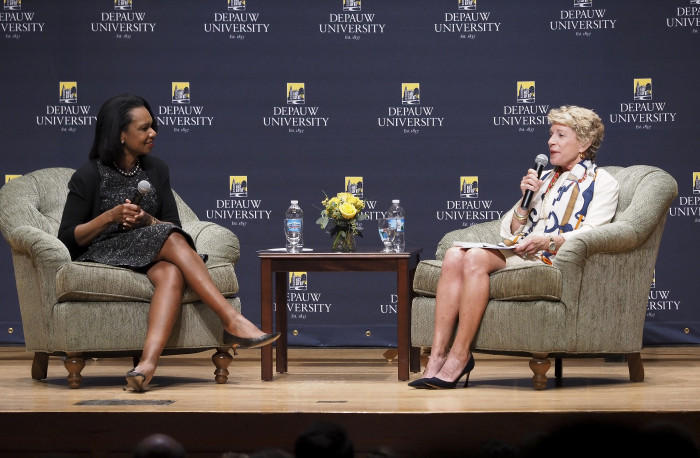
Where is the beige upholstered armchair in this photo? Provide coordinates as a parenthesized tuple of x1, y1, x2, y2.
(0, 167, 242, 388)
(411, 165, 678, 389)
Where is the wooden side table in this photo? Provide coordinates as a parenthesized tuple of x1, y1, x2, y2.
(258, 248, 422, 381)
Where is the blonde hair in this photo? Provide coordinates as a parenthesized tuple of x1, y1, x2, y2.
(547, 105, 604, 162)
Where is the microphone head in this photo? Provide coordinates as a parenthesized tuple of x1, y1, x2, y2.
(137, 180, 151, 195)
(535, 154, 549, 167)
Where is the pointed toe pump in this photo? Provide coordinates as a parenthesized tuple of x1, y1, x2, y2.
(408, 377, 431, 388)
(423, 354, 476, 390)
(223, 331, 281, 349)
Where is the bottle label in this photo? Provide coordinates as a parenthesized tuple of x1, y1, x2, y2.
(395, 218, 405, 232)
(286, 219, 302, 232)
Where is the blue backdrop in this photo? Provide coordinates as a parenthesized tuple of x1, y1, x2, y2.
(1, 0, 698, 347)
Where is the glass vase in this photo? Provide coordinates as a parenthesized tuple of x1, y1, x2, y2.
(331, 231, 356, 252)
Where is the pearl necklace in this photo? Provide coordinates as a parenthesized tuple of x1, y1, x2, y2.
(113, 158, 140, 177)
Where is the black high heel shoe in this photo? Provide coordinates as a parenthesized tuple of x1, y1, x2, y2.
(223, 330, 281, 349)
(423, 354, 475, 389)
(408, 377, 431, 388)
(124, 369, 146, 392)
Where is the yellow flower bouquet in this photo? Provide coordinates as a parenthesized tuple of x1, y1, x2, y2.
(316, 191, 367, 251)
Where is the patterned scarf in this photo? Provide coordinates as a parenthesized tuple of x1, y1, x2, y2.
(521, 159, 599, 262)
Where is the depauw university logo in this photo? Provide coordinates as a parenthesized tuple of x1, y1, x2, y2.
(114, 0, 132, 11)
(345, 176, 363, 198)
(287, 83, 305, 105)
(4, 0, 21, 10)
(289, 272, 307, 291)
(5, 175, 21, 183)
(172, 82, 190, 104)
(228, 0, 245, 11)
(59, 82, 77, 104)
(402, 83, 420, 105)
(344, 0, 361, 12)
(229, 176, 247, 198)
(460, 176, 478, 199)
(458, 0, 477, 11)
(634, 78, 652, 101)
(574, 0, 592, 7)
(517, 81, 535, 104)
(693, 172, 700, 195)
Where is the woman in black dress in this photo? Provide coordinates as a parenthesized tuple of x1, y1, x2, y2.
(58, 94, 279, 392)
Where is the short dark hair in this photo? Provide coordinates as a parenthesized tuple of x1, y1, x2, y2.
(89, 93, 158, 164)
(133, 433, 186, 458)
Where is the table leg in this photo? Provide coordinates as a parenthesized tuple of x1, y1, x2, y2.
(260, 259, 273, 381)
(275, 271, 288, 374)
(408, 263, 420, 374)
(396, 258, 410, 381)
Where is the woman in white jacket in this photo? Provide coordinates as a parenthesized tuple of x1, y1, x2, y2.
(409, 105, 620, 389)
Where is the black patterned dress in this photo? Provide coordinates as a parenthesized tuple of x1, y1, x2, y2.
(75, 161, 203, 272)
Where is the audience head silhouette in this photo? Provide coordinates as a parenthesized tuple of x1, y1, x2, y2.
(294, 421, 354, 458)
(133, 433, 187, 458)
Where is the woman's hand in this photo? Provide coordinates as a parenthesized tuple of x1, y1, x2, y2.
(512, 235, 549, 257)
(520, 168, 544, 199)
(510, 169, 545, 232)
(513, 235, 562, 258)
(74, 201, 149, 247)
(114, 201, 151, 229)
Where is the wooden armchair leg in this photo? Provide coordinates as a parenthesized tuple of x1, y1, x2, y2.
(31, 352, 49, 380)
(529, 353, 551, 390)
(554, 357, 563, 378)
(63, 355, 86, 389)
(410, 346, 421, 373)
(213, 347, 233, 384)
(627, 352, 644, 382)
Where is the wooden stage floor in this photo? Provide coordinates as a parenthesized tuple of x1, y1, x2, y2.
(1, 346, 699, 457)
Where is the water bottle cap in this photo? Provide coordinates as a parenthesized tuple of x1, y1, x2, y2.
(291, 200, 298, 204)
(392, 199, 400, 204)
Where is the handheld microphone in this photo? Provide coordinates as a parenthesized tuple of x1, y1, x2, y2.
(130, 180, 151, 206)
(520, 154, 549, 210)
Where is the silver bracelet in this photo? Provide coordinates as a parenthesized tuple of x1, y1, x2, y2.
(513, 208, 528, 222)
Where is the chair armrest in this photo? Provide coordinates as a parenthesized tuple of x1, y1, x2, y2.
(554, 221, 651, 325)
(5, 226, 71, 347)
(183, 221, 240, 265)
(6, 225, 71, 267)
(554, 220, 640, 268)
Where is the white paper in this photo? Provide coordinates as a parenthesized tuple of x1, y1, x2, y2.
(258, 247, 314, 252)
(452, 241, 516, 250)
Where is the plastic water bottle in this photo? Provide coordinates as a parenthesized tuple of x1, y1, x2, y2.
(284, 200, 303, 253)
(387, 199, 405, 252)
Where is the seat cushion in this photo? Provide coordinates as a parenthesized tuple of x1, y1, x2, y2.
(56, 261, 238, 303)
(413, 259, 562, 301)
